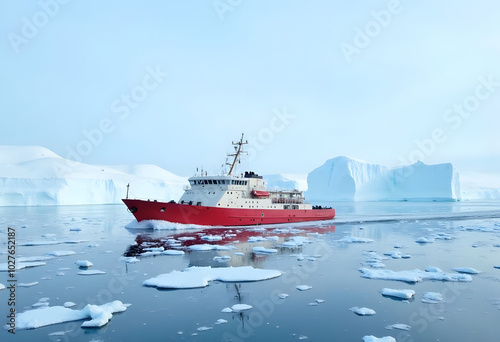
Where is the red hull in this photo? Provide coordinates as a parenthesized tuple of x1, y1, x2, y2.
(123, 199, 335, 226)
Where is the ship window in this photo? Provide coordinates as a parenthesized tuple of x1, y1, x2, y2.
(197, 202, 201, 206)
(208, 180, 212, 184)
(203, 180, 208, 184)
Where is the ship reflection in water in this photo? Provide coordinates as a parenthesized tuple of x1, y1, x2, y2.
(123, 224, 335, 268)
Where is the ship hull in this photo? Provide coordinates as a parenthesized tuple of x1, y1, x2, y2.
(123, 199, 335, 226)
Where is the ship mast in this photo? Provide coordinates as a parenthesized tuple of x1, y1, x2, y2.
(226, 133, 248, 175)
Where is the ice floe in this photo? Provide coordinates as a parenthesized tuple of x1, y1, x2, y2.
(415, 237, 434, 244)
(213, 256, 231, 262)
(279, 236, 311, 248)
(47, 251, 76, 257)
(143, 266, 282, 289)
(350, 307, 376, 316)
(18, 282, 39, 287)
(385, 324, 411, 331)
(201, 235, 223, 241)
(362, 335, 396, 342)
(228, 304, 253, 312)
(189, 244, 234, 251)
(215, 319, 227, 324)
(18, 256, 53, 262)
(358, 268, 473, 283)
(452, 267, 481, 274)
(120, 256, 140, 263)
(278, 293, 289, 299)
(75, 260, 93, 267)
(0, 283, 5, 290)
(253, 247, 278, 254)
(63, 302, 76, 308)
(162, 250, 185, 256)
(9, 300, 130, 329)
(78, 270, 106, 275)
(421, 292, 444, 304)
(0, 261, 46, 271)
(338, 236, 374, 243)
(296, 285, 312, 291)
(381, 288, 415, 300)
(197, 326, 212, 331)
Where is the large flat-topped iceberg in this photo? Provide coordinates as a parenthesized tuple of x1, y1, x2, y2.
(0, 146, 186, 206)
(306, 156, 461, 201)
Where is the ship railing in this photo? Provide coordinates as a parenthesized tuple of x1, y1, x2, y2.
(271, 198, 304, 204)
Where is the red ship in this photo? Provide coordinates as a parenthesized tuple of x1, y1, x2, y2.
(123, 134, 335, 226)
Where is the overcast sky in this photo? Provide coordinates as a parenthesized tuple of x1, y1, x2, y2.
(1, 0, 499, 177)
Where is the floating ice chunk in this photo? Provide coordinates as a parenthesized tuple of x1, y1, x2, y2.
(78, 270, 106, 275)
(362, 335, 396, 342)
(234, 252, 245, 256)
(0, 283, 5, 290)
(278, 293, 289, 299)
(253, 247, 278, 254)
(308, 302, 318, 306)
(19, 256, 53, 262)
(215, 319, 227, 324)
(143, 247, 164, 252)
(75, 260, 93, 267)
(298, 335, 308, 340)
(0, 261, 46, 271)
(189, 244, 234, 251)
(452, 267, 481, 274)
(140, 251, 162, 257)
(266, 236, 280, 242)
(296, 285, 312, 291)
(381, 288, 415, 300)
(63, 302, 76, 308)
(401, 254, 411, 259)
(415, 237, 434, 244)
(338, 236, 374, 243)
(221, 307, 233, 313)
(421, 292, 444, 304)
(432, 233, 454, 240)
(47, 251, 76, 257)
(162, 250, 185, 256)
(394, 244, 402, 249)
(248, 236, 264, 242)
(296, 254, 305, 261)
(494, 265, 500, 269)
(39, 297, 50, 302)
(383, 251, 402, 259)
(316, 299, 325, 303)
(213, 256, 231, 262)
(56, 272, 65, 276)
(350, 307, 376, 316)
(280, 236, 311, 248)
(385, 324, 411, 331)
(425, 266, 443, 273)
(358, 268, 473, 283)
(201, 235, 223, 241)
(231, 304, 252, 312)
(33, 302, 50, 308)
(120, 257, 140, 263)
(18, 282, 39, 287)
(143, 266, 282, 289)
(177, 237, 196, 241)
(197, 326, 213, 331)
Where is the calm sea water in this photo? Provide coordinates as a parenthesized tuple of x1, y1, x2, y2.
(1, 202, 500, 342)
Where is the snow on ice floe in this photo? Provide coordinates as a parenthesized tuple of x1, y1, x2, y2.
(63, 302, 76, 308)
(421, 292, 444, 304)
(163, 250, 185, 256)
(18, 282, 39, 288)
(197, 326, 212, 331)
(296, 285, 312, 291)
(358, 268, 473, 283)
(201, 235, 223, 241)
(279, 236, 311, 248)
(452, 267, 481, 274)
(143, 266, 282, 289)
(415, 237, 435, 244)
(215, 318, 228, 324)
(47, 251, 76, 257)
(213, 256, 231, 262)
(227, 304, 253, 312)
(120, 256, 140, 263)
(7, 300, 130, 330)
(278, 293, 289, 299)
(0, 261, 46, 271)
(425, 266, 443, 273)
(385, 324, 411, 331)
(75, 260, 93, 267)
(362, 335, 396, 342)
(381, 288, 415, 300)
(253, 247, 278, 254)
(338, 236, 374, 243)
(349, 307, 376, 316)
(189, 244, 235, 251)
(78, 270, 106, 275)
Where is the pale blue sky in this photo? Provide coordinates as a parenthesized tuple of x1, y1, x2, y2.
(1, 0, 499, 176)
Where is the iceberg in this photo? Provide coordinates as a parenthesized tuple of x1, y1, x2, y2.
(306, 156, 461, 201)
(0, 146, 186, 206)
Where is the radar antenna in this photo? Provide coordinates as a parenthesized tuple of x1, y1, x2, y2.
(226, 133, 248, 175)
